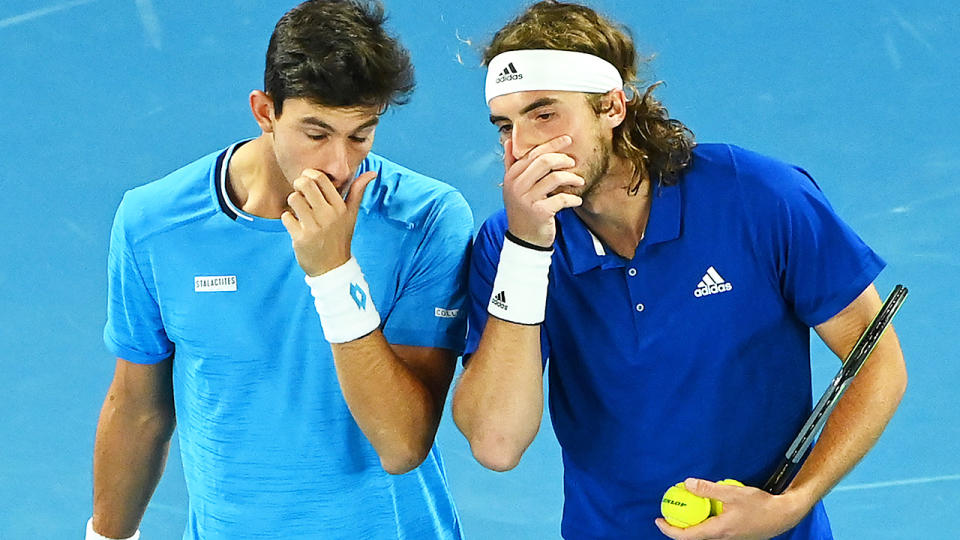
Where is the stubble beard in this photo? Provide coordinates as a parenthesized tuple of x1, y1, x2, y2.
(576, 135, 613, 203)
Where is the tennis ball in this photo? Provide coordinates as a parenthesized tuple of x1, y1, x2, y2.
(661, 482, 711, 528)
(709, 479, 745, 516)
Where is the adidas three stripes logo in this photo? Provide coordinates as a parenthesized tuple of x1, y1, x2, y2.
(694, 266, 733, 297)
(492, 290, 508, 310)
(494, 63, 523, 84)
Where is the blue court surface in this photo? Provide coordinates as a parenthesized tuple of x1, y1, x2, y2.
(1, 1, 957, 538)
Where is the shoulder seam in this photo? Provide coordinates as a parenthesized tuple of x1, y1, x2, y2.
(728, 146, 783, 294)
(125, 206, 221, 248)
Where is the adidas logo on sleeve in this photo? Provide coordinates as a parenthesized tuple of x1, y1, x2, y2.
(694, 266, 733, 297)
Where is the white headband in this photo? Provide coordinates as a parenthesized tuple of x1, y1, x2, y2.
(485, 49, 623, 104)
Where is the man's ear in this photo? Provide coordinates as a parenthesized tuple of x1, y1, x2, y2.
(600, 88, 628, 130)
(250, 90, 276, 133)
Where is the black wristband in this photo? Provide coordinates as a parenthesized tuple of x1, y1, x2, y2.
(505, 230, 553, 252)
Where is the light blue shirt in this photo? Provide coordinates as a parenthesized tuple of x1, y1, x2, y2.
(105, 142, 472, 539)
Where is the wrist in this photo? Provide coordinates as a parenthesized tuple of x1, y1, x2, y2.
(487, 233, 553, 325)
(505, 229, 553, 251)
(86, 518, 140, 540)
(774, 486, 819, 527)
(305, 257, 381, 343)
(304, 252, 352, 277)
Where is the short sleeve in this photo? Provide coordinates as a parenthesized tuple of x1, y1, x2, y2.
(738, 154, 886, 327)
(381, 192, 474, 353)
(103, 194, 174, 364)
(463, 211, 551, 363)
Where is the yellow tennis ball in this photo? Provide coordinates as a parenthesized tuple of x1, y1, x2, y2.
(661, 482, 711, 528)
(709, 479, 745, 516)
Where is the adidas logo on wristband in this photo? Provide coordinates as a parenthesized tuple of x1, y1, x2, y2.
(487, 234, 552, 325)
(492, 291, 508, 310)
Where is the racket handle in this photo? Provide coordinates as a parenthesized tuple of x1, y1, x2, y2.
(762, 457, 794, 495)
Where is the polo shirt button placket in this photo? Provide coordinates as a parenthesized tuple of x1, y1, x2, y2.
(626, 267, 644, 314)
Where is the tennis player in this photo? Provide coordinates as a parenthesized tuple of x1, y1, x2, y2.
(88, 1, 471, 538)
(452, 2, 907, 538)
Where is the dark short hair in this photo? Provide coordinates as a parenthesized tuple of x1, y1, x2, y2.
(486, 1, 694, 190)
(264, 0, 415, 115)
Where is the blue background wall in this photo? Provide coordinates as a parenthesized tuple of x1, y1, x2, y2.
(1, 1, 957, 538)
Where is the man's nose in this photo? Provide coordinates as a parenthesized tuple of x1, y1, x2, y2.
(318, 140, 353, 185)
(511, 124, 535, 161)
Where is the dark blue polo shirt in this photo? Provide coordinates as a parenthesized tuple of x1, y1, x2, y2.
(465, 143, 884, 539)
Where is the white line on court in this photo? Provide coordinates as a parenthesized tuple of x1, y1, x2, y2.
(883, 33, 902, 71)
(834, 474, 960, 492)
(134, 0, 162, 50)
(0, 0, 97, 29)
(890, 7, 936, 53)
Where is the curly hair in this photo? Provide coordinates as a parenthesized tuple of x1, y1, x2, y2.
(265, 0, 414, 116)
(484, 1, 694, 190)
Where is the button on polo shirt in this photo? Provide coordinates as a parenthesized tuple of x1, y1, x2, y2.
(555, 178, 681, 339)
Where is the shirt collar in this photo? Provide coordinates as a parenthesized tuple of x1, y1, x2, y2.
(557, 182, 682, 275)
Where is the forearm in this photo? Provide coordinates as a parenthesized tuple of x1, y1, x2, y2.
(781, 328, 907, 511)
(92, 396, 175, 538)
(331, 331, 443, 474)
(452, 316, 544, 471)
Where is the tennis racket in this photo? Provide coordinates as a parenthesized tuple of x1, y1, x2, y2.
(762, 284, 908, 495)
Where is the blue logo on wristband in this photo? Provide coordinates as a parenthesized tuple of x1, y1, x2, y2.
(350, 283, 367, 310)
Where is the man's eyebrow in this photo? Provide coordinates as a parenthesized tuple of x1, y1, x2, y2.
(353, 117, 380, 132)
(520, 97, 558, 115)
(301, 116, 380, 133)
(302, 118, 334, 130)
(488, 97, 560, 125)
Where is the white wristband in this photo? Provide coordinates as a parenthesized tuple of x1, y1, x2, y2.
(488, 233, 553, 325)
(86, 518, 140, 540)
(305, 257, 381, 343)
